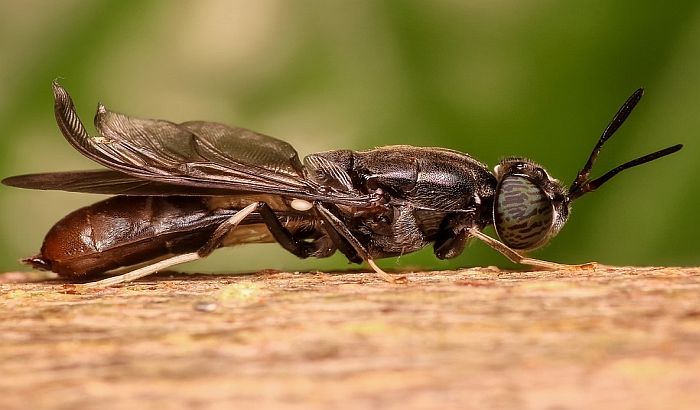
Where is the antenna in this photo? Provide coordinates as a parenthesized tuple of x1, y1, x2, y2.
(567, 89, 682, 200)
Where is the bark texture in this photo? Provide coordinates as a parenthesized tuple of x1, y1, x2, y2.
(1, 266, 699, 409)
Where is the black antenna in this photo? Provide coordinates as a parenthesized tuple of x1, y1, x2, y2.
(568, 144, 682, 199)
(568, 88, 682, 200)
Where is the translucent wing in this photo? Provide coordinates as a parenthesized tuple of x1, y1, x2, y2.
(51, 82, 337, 201)
(2, 170, 240, 196)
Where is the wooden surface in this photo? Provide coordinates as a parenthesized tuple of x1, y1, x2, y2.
(1, 266, 699, 410)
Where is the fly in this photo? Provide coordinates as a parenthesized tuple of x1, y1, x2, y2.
(2, 82, 682, 285)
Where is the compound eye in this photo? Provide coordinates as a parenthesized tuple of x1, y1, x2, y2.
(494, 175, 554, 250)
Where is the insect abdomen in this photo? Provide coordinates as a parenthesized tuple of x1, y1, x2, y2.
(26, 196, 225, 278)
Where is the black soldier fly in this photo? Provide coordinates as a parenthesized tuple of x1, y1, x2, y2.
(2, 82, 682, 285)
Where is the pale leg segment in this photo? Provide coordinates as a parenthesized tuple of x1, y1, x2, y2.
(82, 202, 260, 287)
(82, 253, 202, 287)
(314, 202, 406, 283)
(366, 258, 406, 283)
(468, 228, 597, 270)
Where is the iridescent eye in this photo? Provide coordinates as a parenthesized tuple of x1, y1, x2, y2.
(494, 176, 554, 250)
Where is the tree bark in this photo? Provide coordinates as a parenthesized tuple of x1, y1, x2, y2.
(1, 266, 699, 409)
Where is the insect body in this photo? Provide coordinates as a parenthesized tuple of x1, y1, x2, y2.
(2, 83, 682, 285)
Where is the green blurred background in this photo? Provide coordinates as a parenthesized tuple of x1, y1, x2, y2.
(0, 0, 697, 275)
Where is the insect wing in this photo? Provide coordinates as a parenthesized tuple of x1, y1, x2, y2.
(52, 82, 324, 199)
(2, 170, 244, 196)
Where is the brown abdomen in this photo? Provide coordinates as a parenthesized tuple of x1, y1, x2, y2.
(27, 196, 229, 278)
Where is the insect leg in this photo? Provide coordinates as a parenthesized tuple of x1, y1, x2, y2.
(315, 203, 405, 283)
(314, 208, 363, 264)
(467, 228, 597, 270)
(81, 253, 203, 287)
(255, 203, 335, 259)
(84, 202, 260, 287)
